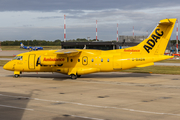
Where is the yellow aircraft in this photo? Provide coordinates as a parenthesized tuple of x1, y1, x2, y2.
(3, 18, 176, 79)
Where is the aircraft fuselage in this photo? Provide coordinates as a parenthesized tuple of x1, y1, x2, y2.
(3, 49, 171, 78)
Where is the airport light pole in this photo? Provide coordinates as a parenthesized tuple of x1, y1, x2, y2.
(176, 19, 178, 54)
(64, 14, 66, 42)
(117, 23, 118, 42)
(96, 20, 97, 41)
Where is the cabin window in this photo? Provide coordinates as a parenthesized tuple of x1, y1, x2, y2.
(91, 59, 94, 62)
(84, 59, 86, 62)
(13, 56, 23, 60)
(71, 59, 73, 62)
(78, 59, 80, 62)
(101, 59, 103, 62)
(107, 59, 110, 62)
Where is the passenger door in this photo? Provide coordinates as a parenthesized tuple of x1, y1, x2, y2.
(29, 54, 35, 69)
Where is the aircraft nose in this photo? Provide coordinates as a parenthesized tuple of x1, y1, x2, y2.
(3, 62, 11, 70)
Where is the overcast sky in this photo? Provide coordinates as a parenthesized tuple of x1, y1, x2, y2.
(0, 0, 180, 41)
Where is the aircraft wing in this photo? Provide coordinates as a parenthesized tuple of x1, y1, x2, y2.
(54, 49, 81, 56)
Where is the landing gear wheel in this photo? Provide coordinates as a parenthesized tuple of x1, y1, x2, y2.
(14, 74, 19, 78)
(70, 74, 77, 79)
(77, 75, 81, 78)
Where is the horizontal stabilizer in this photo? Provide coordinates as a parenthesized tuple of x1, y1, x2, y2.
(158, 19, 173, 25)
(154, 55, 174, 62)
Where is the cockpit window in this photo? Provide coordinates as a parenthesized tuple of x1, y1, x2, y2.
(13, 56, 23, 60)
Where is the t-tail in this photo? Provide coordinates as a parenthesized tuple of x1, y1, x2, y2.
(128, 18, 176, 61)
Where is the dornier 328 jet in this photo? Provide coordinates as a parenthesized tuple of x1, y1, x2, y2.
(3, 18, 176, 79)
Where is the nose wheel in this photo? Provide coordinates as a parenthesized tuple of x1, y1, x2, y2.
(14, 74, 20, 78)
(14, 71, 21, 78)
(70, 74, 77, 79)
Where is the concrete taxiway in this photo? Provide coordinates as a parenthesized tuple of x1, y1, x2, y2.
(0, 50, 28, 56)
(1, 67, 180, 120)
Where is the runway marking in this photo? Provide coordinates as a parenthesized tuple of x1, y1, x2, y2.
(0, 93, 180, 117)
(0, 104, 34, 111)
(33, 108, 104, 120)
(70, 115, 104, 120)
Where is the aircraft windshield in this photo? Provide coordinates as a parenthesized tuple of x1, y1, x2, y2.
(13, 56, 23, 60)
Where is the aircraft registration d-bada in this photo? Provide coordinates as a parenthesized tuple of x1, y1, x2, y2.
(3, 18, 176, 79)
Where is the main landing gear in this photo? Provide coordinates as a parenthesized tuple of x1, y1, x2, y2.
(70, 74, 81, 79)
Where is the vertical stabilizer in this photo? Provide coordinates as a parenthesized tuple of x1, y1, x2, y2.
(129, 18, 176, 55)
(20, 43, 24, 48)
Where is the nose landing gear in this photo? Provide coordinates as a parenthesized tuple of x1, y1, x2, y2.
(14, 74, 20, 78)
(14, 71, 21, 78)
(70, 74, 77, 79)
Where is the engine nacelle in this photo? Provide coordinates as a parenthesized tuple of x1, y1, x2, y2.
(39, 56, 67, 65)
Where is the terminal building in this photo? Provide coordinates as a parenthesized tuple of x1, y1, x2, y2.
(61, 41, 138, 50)
(61, 35, 146, 50)
(119, 35, 148, 43)
(61, 35, 177, 52)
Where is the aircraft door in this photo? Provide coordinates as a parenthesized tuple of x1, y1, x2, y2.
(29, 54, 35, 69)
(82, 56, 88, 65)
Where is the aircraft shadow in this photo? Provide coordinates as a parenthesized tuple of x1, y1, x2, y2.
(7, 74, 69, 81)
(77, 72, 152, 78)
(0, 92, 32, 120)
(6, 72, 152, 81)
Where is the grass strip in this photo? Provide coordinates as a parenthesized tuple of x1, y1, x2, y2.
(158, 59, 180, 63)
(121, 65, 180, 75)
(0, 56, 14, 58)
(0, 60, 9, 66)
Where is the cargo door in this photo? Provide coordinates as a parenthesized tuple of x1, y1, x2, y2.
(82, 56, 88, 65)
(29, 54, 35, 69)
(113, 55, 122, 70)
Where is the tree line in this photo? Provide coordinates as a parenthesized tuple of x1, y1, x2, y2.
(0, 39, 178, 46)
(0, 40, 61, 46)
(0, 38, 101, 46)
